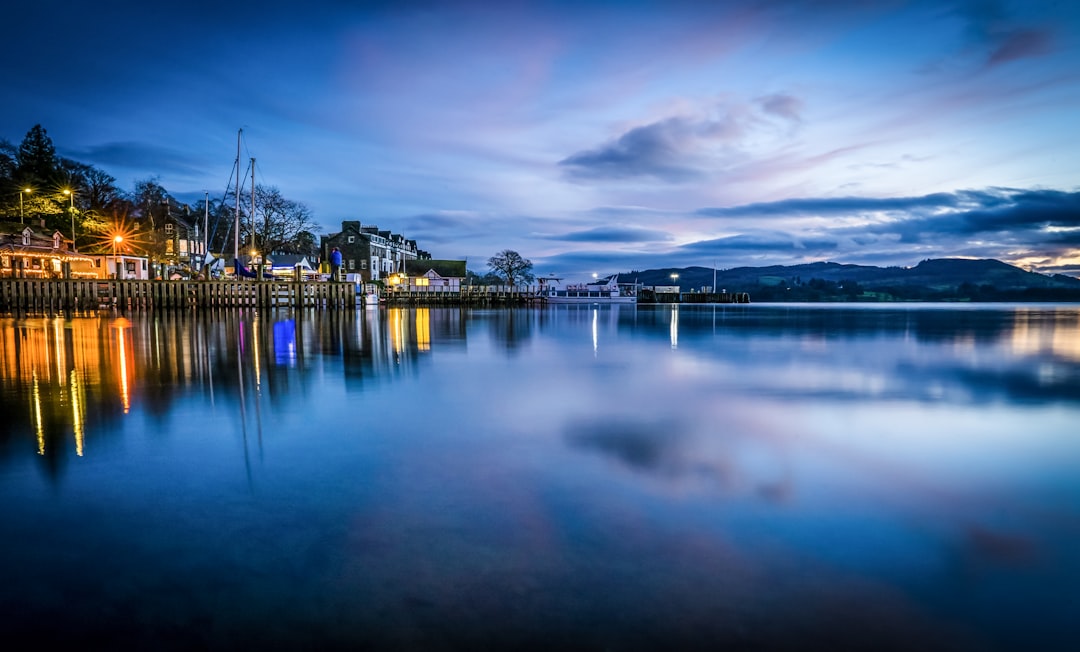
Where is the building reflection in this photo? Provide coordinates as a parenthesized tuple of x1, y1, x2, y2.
(0, 308, 471, 467)
(3, 305, 1077, 472)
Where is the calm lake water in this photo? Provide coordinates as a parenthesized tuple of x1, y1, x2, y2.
(1, 303, 1078, 651)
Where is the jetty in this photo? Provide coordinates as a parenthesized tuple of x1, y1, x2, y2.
(0, 278, 355, 313)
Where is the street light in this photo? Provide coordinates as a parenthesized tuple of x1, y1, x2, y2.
(19, 188, 31, 224)
(670, 273, 679, 286)
(63, 189, 76, 251)
(113, 235, 123, 279)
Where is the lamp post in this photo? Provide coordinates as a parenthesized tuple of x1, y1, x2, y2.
(63, 189, 76, 251)
(19, 188, 31, 224)
(113, 235, 123, 279)
(670, 273, 679, 287)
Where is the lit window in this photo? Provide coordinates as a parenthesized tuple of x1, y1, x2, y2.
(165, 223, 174, 233)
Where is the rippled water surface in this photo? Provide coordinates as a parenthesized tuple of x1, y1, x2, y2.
(1, 304, 1078, 650)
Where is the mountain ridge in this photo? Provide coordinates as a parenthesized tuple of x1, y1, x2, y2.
(615, 258, 1080, 302)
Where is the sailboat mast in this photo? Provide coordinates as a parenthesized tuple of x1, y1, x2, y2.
(203, 191, 209, 272)
(250, 157, 256, 255)
(233, 129, 241, 268)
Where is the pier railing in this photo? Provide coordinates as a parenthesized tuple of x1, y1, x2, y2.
(0, 279, 356, 313)
(383, 284, 540, 305)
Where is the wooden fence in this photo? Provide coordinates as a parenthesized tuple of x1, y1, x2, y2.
(0, 279, 356, 313)
(382, 284, 540, 306)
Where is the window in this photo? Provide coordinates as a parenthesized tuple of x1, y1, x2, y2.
(165, 223, 174, 233)
(347, 235, 355, 243)
(53, 233, 61, 248)
(361, 260, 367, 270)
(22, 233, 30, 246)
(348, 259, 355, 270)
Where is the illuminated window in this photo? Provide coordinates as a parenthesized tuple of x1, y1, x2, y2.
(165, 223, 174, 233)
(416, 278, 429, 286)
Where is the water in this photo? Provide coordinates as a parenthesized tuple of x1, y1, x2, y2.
(1, 304, 1078, 651)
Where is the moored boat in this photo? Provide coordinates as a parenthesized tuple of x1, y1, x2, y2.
(539, 274, 637, 304)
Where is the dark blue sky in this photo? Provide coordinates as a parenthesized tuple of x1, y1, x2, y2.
(3, 0, 1079, 277)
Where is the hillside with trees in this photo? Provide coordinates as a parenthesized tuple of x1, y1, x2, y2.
(619, 259, 1080, 302)
(1, 124, 318, 276)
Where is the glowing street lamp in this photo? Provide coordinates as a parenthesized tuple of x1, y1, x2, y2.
(19, 188, 31, 224)
(113, 235, 123, 279)
(670, 273, 679, 286)
(63, 189, 76, 251)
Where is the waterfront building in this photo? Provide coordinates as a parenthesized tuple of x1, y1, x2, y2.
(388, 259, 467, 289)
(320, 221, 429, 283)
(0, 222, 95, 278)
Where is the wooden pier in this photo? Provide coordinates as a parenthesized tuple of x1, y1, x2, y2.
(382, 285, 540, 306)
(637, 288, 751, 304)
(0, 278, 356, 313)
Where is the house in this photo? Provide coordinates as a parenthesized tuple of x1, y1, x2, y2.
(87, 254, 151, 280)
(391, 259, 467, 290)
(320, 221, 429, 283)
(0, 222, 96, 278)
(135, 196, 205, 278)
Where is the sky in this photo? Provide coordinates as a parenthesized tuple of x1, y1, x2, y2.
(3, 0, 1080, 278)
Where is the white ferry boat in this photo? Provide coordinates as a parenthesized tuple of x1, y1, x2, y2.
(539, 274, 637, 304)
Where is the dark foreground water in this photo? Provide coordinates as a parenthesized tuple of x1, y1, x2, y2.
(1, 303, 1078, 651)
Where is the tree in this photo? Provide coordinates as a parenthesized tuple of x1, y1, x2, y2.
(17, 124, 60, 187)
(250, 185, 316, 254)
(487, 249, 534, 285)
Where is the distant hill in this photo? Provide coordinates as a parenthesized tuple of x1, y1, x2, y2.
(617, 258, 1080, 302)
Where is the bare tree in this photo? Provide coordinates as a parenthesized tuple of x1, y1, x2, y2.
(487, 249, 535, 285)
(249, 185, 316, 254)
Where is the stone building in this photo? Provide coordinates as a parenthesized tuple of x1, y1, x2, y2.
(320, 221, 429, 283)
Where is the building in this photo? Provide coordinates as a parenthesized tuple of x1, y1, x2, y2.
(320, 221, 429, 283)
(87, 254, 151, 280)
(162, 210, 205, 274)
(135, 196, 205, 278)
(391, 259, 468, 290)
(0, 222, 96, 278)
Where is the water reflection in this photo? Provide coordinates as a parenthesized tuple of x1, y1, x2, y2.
(0, 304, 1078, 650)
(3, 305, 1079, 463)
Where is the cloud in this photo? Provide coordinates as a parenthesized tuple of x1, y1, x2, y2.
(987, 27, 1054, 65)
(66, 141, 204, 178)
(697, 193, 963, 218)
(558, 117, 713, 182)
(541, 225, 674, 244)
(954, 0, 1057, 67)
(757, 93, 803, 122)
(557, 97, 772, 183)
(683, 232, 840, 253)
(698, 188, 1080, 236)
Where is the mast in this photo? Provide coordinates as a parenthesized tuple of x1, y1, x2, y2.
(250, 157, 256, 255)
(233, 129, 241, 269)
(203, 191, 209, 272)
